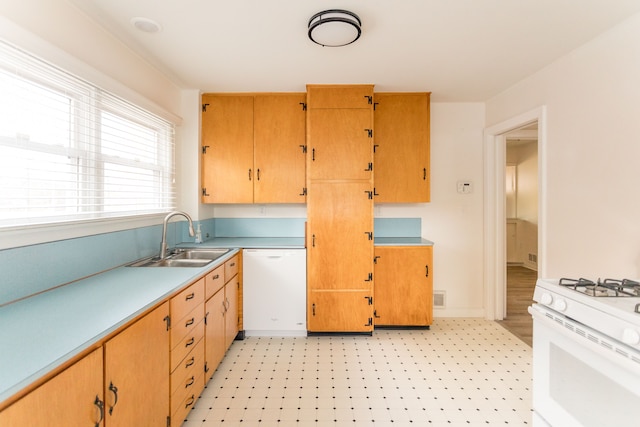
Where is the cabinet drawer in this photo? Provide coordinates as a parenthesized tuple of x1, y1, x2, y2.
(171, 303, 204, 350)
(171, 278, 205, 321)
(170, 319, 204, 373)
(171, 372, 205, 427)
(205, 264, 225, 300)
(170, 338, 204, 397)
(225, 255, 239, 281)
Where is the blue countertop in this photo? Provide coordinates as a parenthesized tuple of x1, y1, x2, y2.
(0, 249, 239, 404)
(0, 235, 433, 405)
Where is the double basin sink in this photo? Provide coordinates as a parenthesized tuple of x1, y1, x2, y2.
(128, 248, 230, 268)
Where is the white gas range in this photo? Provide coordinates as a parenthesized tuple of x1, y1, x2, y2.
(529, 277, 640, 427)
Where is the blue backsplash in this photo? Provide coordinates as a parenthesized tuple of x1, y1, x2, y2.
(0, 217, 420, 306)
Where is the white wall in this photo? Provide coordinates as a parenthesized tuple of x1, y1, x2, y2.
(486, 12, 640, 279)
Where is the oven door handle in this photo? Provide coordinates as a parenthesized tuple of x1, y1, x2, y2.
(529, 304, 640, 376)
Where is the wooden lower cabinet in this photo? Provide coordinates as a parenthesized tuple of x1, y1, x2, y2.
(0, 348, 104, 427)
(307, 290, 373, 333)
(104, 302, 170, 427)
(374, 246, 433, 327)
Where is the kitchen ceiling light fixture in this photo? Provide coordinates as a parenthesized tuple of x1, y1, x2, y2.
(131, 17, 162, 33)
(308, 9, 361, 47)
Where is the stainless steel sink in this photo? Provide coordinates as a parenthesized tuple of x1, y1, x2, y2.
(169, 248, 230, 261)
(128, 248, 230, 267)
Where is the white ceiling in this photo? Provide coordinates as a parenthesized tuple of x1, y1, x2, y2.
(68, 0, 640, 102)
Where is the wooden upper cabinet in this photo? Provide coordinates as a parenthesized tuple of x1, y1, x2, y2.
(306, 84, 374, 109)
(201, 94, 254, 203)
(373, 92, 431, 202)
(201, 93, 306, 204)
(254, 94, 306, 203)
(307, 109, 373, 181)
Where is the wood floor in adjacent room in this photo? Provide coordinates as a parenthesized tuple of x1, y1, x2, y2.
(497, 265, 537, 347)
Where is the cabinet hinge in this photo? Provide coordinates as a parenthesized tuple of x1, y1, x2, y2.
(364, 95, 372, 105)
(202, 188, 210, 197)
(299, 187, 307, 196)
(204, 311, 209, 325)
(204, 362, 209, 373)
(365, 162, 373, 172)
(373, 102, 379, 111)
(364, 128, 373, 138)
(365, 317, 373, 327)
(167, 415, 171, 427)
(300, 102, 307, 111)
(373, 144, 379, 153)
(365, 272, 373, 282)
(373, 187, 380, 197)
(299, 144, 307, 153)
(365, 231, 373, 241)
(202, 145, 209, 154)
(364, 296, 373, 305)
(163, 315, 171, 331)
(365, 190, 373, 200)
(373, 255, 380, 264)
(373, 309, 380, 318)
(202, 103, 209, 112)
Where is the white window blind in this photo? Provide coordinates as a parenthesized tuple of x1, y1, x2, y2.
(0, 40, 176, 228)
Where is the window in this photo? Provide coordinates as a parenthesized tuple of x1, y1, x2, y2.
(0, 40, 175, 228)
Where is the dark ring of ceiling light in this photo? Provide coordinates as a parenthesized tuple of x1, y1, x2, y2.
(308, 9, 362, 47)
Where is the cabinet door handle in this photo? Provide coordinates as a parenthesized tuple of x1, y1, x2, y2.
(185, 376, 195, 388)
(185, 293, 195, 301)
(426, 265, 429, 277)
(108, 382, 118, 415)
(248, 168, 252, 181)
(423, 168, 427, 180)
(185, 357, 195, 368)
(312, 148, 316, 161)
(185, 317, 195, 327)
(257, 168, 260, 181)
(94, 395, 104, 427)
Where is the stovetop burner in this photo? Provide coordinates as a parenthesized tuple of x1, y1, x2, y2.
(559, 277, 640, 297)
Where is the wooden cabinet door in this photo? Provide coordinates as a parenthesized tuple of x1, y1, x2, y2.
(104, 302, 170, 427)
(374, 246, 433, 326)
(0, 348, 104, 427)
(307, 109, 373, 181)
(307, 290, 373, 333)
(224, 275, 239, 349)
(254, 94, 306, 203)
(306, 84, 374, 109)
(307, 181, 373, 291)
(201, 94, 254, 203)
(373, 93, 430, 202)
(204, 290, 226, 381)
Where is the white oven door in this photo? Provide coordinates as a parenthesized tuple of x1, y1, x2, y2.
(529, 304, 640, 427)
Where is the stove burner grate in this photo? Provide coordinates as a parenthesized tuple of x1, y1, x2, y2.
(559, 277, 640, 297)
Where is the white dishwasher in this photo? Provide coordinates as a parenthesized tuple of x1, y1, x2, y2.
(242, 249, 306, 336)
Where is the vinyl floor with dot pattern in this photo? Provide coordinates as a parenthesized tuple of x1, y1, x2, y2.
(182, 318, 532, 426)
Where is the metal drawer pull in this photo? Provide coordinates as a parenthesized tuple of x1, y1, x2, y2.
(185, 376, 195, 388)
(185, 293, 195, 301)
(229, 262, 235, 267)
(185, 337, 195, 347)
(185, 395, 195, 408)
(213, 274, 220, 279)
(185, 357, 195, 368)
(185, 317, 195, 327)
(94, 395, 104, 427)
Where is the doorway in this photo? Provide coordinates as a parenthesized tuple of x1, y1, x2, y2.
(499, 125, 539, 345)
(483, 106, 546, 322)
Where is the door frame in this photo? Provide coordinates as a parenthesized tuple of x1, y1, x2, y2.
(483, 106, 547, 320)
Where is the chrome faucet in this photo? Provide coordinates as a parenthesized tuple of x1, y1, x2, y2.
(159, 211, 195, 259)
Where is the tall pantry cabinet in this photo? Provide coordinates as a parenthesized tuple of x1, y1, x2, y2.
(306, 85, 375, 333)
